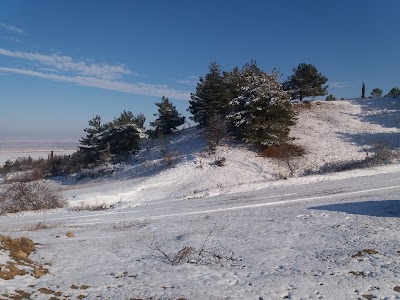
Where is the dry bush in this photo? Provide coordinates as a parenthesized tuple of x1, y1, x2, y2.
(214, 157, 226, 167)
(293, 101, 312, 112)
(70, 202, 111, 212)
(0, 181, 67, 214)
(366, 143, 399, 166)
(262, 142, 305, 177)
(163, 150, 180, 166)
(4, 169, 45, 184)
(150, 225, 238, 266)
(312, 143, 399, 175)
(26, 221, 63, 231)
(261, 142, 305, 158)
(205, 114, 228, 146)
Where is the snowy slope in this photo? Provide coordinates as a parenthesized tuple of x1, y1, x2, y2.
(61, 98, 400, 209)
(0, 98, 400, 299)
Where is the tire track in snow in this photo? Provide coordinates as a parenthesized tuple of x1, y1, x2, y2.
(40, 183, 400, 226)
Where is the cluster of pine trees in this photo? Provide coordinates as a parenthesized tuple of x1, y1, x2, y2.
(60, 60, 329, 170)
(189, 61, 324, 148)
(78, 97, 185, 167)
(362, 84, 400, 99)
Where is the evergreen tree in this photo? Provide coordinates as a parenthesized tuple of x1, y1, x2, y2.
(79, 115, 104, 165)
(102, 111, 146, 156)
(78, 111, 146, 166)
(283, 63, 328, 101)
(361, 81, 366, 98)
(386, 87, 400, 98)
(150, 96, 185, 134)
(227, 69, 296, 147)
(371, 88, 382, 98)
(188, 62, 231, 126)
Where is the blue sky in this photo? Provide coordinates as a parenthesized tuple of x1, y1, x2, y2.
(0, 0, 399, 138)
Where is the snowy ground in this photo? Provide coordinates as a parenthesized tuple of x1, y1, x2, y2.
(0, 98, 400, 299)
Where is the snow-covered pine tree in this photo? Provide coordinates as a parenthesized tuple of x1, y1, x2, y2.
(227, 69, 296, 147)
(150, 96, 185, 134)
(188, 62, 231, 126)
(78, 111, 147, 166)
(78, 115, 104, 165)
(102, 110, 147, 157)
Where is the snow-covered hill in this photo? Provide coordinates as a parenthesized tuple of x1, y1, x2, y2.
(62, 98, 400, 209)
(1, 98, 400, 299)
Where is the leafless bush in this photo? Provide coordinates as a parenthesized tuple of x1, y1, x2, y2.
(69, 201, 111, 212)
(163, 150, 180, 166)
(205, 114, 228, 146)
(315, 159, 365, 174)
(310, 143, 399, 175)
(26, 221, 64, 231)
(0, 181, 67, 214)
(3, 169, 45, 184)
(150, 225, 237, 266)
(366, 143, 398, 166)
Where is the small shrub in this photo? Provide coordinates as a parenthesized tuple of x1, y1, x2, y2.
(262, 142, 305, 177)
(326, 94, 336, 101)
(0, 181, 67, 214)
(366, 143, 397, 166)
(70, 202, 111, 211)
(214, 157, 226, 167)
(293, 101, 312, 111)
(205, 114, 228, 146)
(26, 221, 63, 231)
(261, 142, 305, 158)
(163, 150, 179, 166)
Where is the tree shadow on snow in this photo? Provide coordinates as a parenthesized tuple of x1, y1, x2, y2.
(349, 97, 400, 130)
(310, 200, 400, 218)
(339, 131, 400, 149)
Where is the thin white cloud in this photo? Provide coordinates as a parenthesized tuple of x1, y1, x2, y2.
(3, 36, 22, 43)
(330, 81, 350, 89)
(0, 67, 191, 100)
(0, 48, 132, 80)
(0, 23, 25, 34)
(176, 75, 199, 86)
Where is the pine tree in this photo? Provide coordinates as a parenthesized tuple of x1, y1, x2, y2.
(188, 62, 231, 126)
(283, 63, 328, 101)
(102, 110, 146, 156)
(227, 69, 296, 147)
(78, 112, 146, 166)
(361, 81, 366, 98)
(79, 115, 104, 165)
(386, 87, 400, 98)
(150, 96, 185, 134)
(371, 88, 382, 98)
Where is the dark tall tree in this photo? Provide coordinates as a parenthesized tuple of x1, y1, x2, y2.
(150, 96, 185, 134)
(371, 88, 382, 98)
(361, 81, 366, 98)
(283, 63, 328, 101)
(188, 62, 231, 126)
